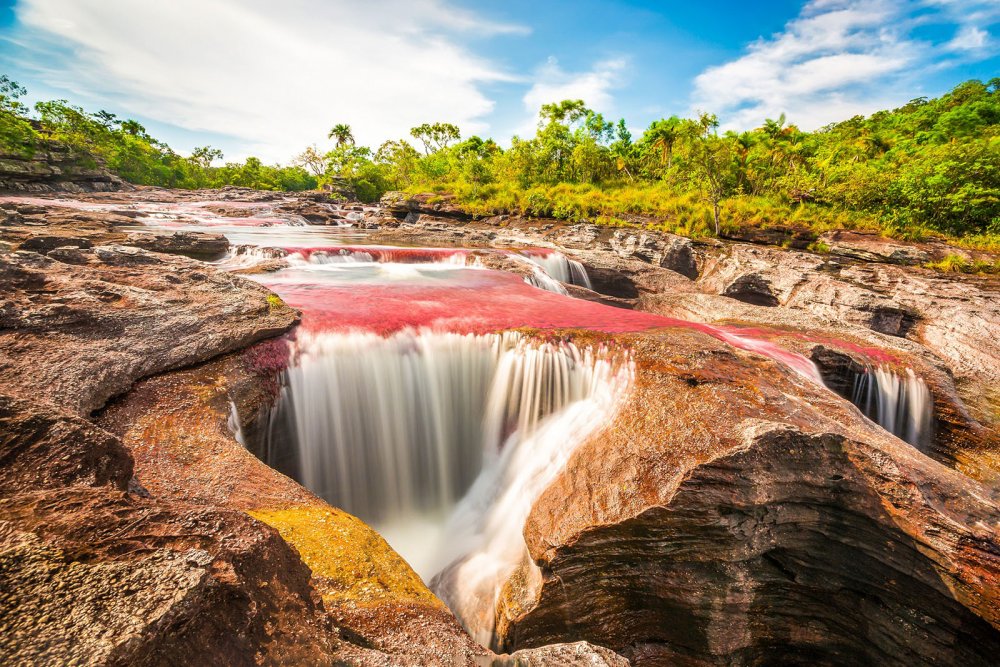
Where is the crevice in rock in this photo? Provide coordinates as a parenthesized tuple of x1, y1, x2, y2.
(584, 266, 640, 299)
(865, 306, 920, 338)
(721, 274, 780, 307)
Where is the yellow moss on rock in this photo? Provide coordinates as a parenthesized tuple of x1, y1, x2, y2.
(248, 506, 441, 608)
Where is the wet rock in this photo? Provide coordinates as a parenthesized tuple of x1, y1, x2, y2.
(125, 231, 229, 260)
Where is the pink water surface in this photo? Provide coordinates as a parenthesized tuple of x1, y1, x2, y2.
(259, 266, 823, 381)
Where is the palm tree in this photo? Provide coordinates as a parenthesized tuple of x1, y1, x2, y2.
(328, 123, 355, 148)
(647, 116, 682, 169)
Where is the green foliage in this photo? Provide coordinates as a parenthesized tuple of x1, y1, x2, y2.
(0, 76, 316, 191)
(924, 253, 1000, 275)
(2, 72, 998, 240)
(376, 80, 999, 244)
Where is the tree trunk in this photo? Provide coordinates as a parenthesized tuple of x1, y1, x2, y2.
(713, 200, 721, 236)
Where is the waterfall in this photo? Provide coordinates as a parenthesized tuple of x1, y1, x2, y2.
(849, 366, 932, 448)
(291, 248, 376, 264)
(266, 329, 628, 577)
(521, 251, 593, 289)
(226, 400, 246, 447)
(432, 346, 632, 647)
(525, 266, 569, 294)
(217, 244, 288, 268)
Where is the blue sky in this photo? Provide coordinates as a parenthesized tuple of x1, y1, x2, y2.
(0, 0, 997, 162)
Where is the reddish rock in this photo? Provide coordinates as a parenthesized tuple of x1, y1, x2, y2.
(489, 332, 1000, 665)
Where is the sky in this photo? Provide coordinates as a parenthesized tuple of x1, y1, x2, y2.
(0, 0, 997, 163)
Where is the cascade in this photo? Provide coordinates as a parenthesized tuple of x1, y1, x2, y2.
(291, 248, 376, 264)
(263, 329, 629, 576)
(216, 244, 289, 268)
(525, 266, 568, 294)
(432, 345, 632, 647)
(849, 366, 932, 448)
(226, 400, 246, 447)
(521, 250, 593, 289)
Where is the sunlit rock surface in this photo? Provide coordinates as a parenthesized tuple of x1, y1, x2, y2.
(491, 332, 1000, 665)
(2, 188, 998, 666)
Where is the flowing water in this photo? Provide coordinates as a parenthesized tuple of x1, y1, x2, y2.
(46, 195, 896, 643)
(849, 366, 933, 448)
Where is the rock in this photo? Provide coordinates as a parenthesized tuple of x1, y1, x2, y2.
(379, 191, 471, 220)
(96, 345, 490, 666)
(484, 331, 1000, 666)
(0, 144, 127, 193)
(0, 245, 298, 416)
(821, 230, 931, 265)
(19, 235, 92, 253)
(489, 641, 629, 666)
(0, 396, 339, 665)
(94, 244, 161, 265)
(609, 230, 698, 278)
(47, 246, 94, 265)
(125, 231, 229, 259)
(723, 224, 817, 249)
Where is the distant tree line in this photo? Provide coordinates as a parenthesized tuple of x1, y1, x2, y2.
(2, 74, 998, 240)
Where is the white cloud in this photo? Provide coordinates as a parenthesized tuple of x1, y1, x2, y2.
(522, 57, 627, 114)
(508, 57, 627, 137)
(692, 0, 999, 131)
(11, 0, 526, 161)
(947, 25, 990, 50)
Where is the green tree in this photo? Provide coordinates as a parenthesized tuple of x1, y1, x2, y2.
(410, 122, 461, 155)
(328, 123, 355, 147)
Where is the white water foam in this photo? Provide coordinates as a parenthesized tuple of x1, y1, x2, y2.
(851, 365, 932, 448)
(270, 329, 631, 585)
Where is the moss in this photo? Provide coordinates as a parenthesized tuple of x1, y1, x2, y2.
(266, 293, 284, 310)
(248, 506, 441, 608)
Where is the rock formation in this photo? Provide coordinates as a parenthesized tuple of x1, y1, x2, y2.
(0, 144, 126, 193)
(2, 188, 998, 665)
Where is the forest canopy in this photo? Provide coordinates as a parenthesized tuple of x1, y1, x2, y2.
(1, 75, 998, 243)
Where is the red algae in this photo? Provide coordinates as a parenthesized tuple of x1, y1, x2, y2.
(289, 246, 470, 263)
(258, 267, 823, 381)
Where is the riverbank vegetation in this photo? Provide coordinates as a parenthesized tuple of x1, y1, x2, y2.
(0, 75, 316, 191)
(1, 74, 997, 248)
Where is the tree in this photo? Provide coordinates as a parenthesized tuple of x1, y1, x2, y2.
(687, 127, 738, 236)
(539, 99, 588, 127)
(645, 116, 682, 169)
(293, 145, 327, 176)
(191, 145, 224, 169)
(409, 122, 461, 155)
(328, 123, 355, 148)
(0, 75, 28, 115)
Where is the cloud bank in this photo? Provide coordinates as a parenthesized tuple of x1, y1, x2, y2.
(692, 0, 999, 131)
(9, 0, 524, 161)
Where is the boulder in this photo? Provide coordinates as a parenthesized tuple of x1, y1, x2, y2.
(125, 231, 229, 259)
(0, 246, 297, 416)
